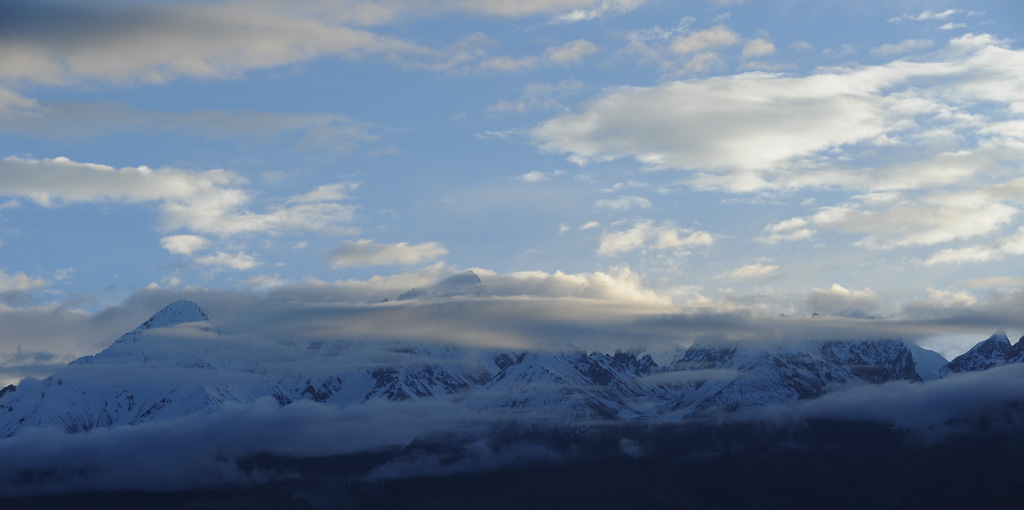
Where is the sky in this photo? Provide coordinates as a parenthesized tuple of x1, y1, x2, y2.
(2, 0, 1024, 381)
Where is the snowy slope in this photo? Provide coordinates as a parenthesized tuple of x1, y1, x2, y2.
(940, 330, 1018, 376)
(0, 298, 977, 437)
(655, 338, 921, 416)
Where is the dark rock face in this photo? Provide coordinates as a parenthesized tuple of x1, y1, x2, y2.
(942, 331, 1022, 375)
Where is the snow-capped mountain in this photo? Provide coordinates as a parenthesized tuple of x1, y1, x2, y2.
(940, 330, 1024, 376)
(1, 297, 975, 438)
(656, 338, 921, 415)
(395, 270, 483, 300)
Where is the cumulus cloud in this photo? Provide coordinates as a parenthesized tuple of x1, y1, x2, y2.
(925, 227, 1024, 265)
(194, 251, 260, 271)
(516, 169, 566, 182)
(810, 188, 1019, 249)
(598, 220, 712, 256)
(0, 269, 47, 293)
(742, 38, 775, 58)
(160, 235, 210, 256)
(669, 25, 740, 55)
(757, 218, 815, 244)
(594, 195, 652, 211)
(532, 34, 1024, 192)
(320, 240, 448, 268)
(805, 283, 879, 318)
(0, 156, 359, 237)
(553, 0, 646, 23)
(519, 171, 551, 182)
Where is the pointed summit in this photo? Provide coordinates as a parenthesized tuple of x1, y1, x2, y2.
(988, 329, 1010, 345)
(941, 329, 1015, 375)
(137, 300, 209, 330)
(439, 270, 481, 286)
(397, 271, 483, 301)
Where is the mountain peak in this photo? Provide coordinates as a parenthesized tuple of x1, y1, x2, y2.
(137, 300, 209, 330)
(988, 329, 1010, 345)
(440, 270, 481, 286)
(396, 271, 483, 301)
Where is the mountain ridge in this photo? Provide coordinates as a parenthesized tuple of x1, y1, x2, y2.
(7, 297, 1011, 439)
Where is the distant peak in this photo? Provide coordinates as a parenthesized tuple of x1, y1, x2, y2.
(137, 300, 209, 330)
(439, 270, 481, 286)
(396, 271, 483, 301)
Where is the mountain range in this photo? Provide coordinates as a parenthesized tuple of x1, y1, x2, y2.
(4, 275, 1024, 507)
(6, 295, 1014, 437)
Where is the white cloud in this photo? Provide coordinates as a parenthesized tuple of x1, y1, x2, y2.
(544, 39, 600, 65)
(0, 269, 47, 293)
(160, 235, 210, 256)
(594, 195, 653, 211)
(669, 26, 740, 55)
(925, 227, 1024, 265)
(870, 39, 933, 57)
(553, 0, 646, 23)
(912, 9, 961, 21)
(0, 103, 378, 151)
(598, 220, 712, 256)
(0, 156, 360, 238)
(321, 240, 448, 268)
(812, 190, 1018, 249)
(519, 171, 551, 182)
(0, 1, 431, 86)
(516, 169, 565, 182)
(581, 221, 601, 230)
(488, 79, 585, 114)
(717, 263, 779, 282)
(742, 38, 776, 58)
(532, 35, 1024, 192)
(476, 39, 599, 73)
(806, 283, 879, 318)
(194, 251, 260, 271)
(939, 22, 967, 31)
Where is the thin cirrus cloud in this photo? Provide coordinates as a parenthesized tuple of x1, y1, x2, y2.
(594, 195, 652, 211)
(475, 39, 599, 73)
(716, 263, 780, 283)
(0, 101, 379, 151)
(320, 239, 448, 268)
(870, 39, 933, 57)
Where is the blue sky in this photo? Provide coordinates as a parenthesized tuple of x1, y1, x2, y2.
(2, 0, 1024, 380)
